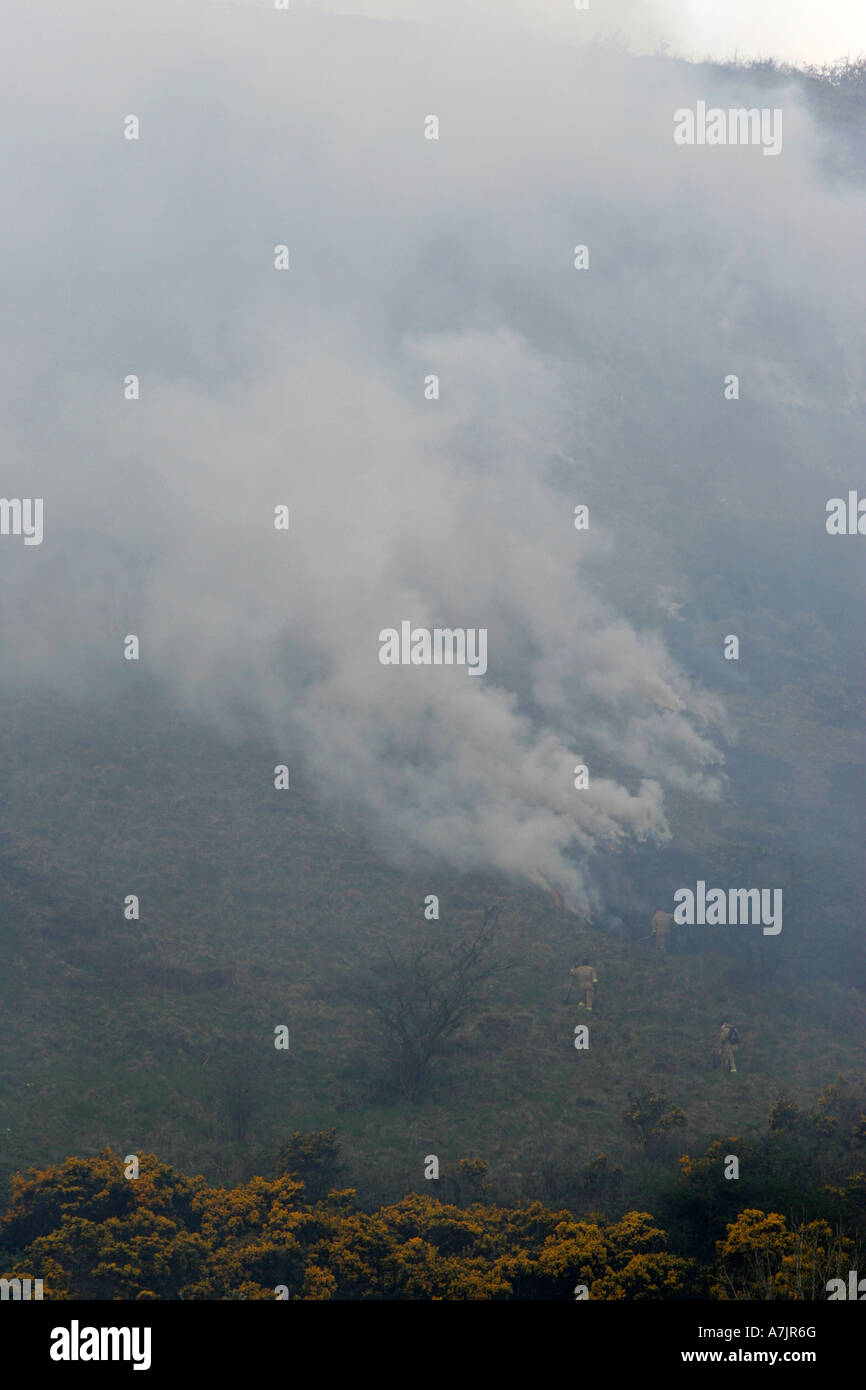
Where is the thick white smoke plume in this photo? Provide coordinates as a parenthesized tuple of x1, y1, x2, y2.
(1, 2, 863, 909)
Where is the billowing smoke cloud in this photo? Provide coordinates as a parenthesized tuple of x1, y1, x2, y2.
(1, 1, 862, 910)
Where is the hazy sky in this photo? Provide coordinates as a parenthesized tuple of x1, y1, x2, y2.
(678, 0, 866, 66)
(206, 0, 866, 67)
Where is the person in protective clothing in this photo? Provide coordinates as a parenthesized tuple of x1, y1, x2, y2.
(716, 1020, 738, 1073)
(651, 910, 675, 954)
(571, 959, 598, 1011)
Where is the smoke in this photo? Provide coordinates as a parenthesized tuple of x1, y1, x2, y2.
(190, 0, 681, 52)
(1, 1, 863, 910)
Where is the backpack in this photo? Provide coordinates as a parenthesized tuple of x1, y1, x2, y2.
(728, 1027, 739, 1046)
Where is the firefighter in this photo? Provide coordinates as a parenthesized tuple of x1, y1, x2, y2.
(716, 1019, 739, 1074)
(571, 959, 598, 1011)
(651, 910, 675, 954)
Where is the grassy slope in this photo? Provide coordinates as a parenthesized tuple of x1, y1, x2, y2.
(0, 691, 863, 1215)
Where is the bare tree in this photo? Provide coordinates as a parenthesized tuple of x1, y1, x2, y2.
(355, 905, 514, 1102)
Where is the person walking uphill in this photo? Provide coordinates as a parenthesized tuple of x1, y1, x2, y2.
(571, 960, 598, 1011)
(716, 1019, 739, 1073)
(651, 910, 675, 954)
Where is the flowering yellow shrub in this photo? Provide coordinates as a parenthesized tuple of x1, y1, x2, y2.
(712, 1208, 855, 1300)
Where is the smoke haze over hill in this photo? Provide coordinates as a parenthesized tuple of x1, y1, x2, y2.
(0, 1, 864, 910)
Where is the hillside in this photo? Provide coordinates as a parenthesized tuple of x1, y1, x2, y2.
(1, 684, 863, 1217)
(1, 26, 865, 1288)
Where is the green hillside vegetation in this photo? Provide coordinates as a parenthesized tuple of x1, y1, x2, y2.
(1, 1090, 864, 1299)
(0, 680, 863, 1219)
